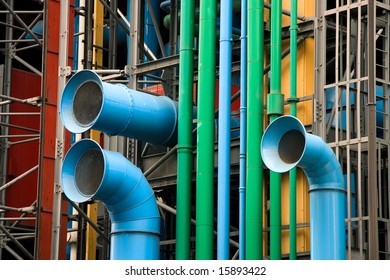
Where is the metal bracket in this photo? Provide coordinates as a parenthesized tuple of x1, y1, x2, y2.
(58, 66, 72, 78)
(0, 237, 5, 249)
(55, 138, 64, 159)
(55, 183, 63, 194)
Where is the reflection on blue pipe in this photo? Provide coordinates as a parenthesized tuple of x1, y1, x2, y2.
(217, 0, 233, 260)
(61, 139, 160, 260)
(238, 0, 248, 261)
(60, 70, 178, 147)
(261, 116, 346, 260)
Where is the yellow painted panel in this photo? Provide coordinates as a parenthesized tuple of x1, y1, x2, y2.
(85, 203, 98, 260)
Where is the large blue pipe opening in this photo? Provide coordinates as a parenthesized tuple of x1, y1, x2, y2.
(61, 139, 160, 260)
(261, 116, 346, 260)
(60, 70, 178, 147)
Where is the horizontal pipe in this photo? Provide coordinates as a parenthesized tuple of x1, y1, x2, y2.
(261, 116, 346, 260)
(61, 139, 160, 260)
(60, 70, 177, 147)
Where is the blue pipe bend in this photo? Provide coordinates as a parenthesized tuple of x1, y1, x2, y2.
(61, 139, 160, 260)
(60, 70, 178, 147)
(261, 116, 346, 260)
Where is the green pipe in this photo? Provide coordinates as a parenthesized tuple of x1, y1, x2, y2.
(163, 0, 241, 29)
(288, 0, 298, 260)
(196, 0, 217, 260)
(246, 0, 264, 260)
(176, 0, 195, 260)
(268, 0, 284, 260)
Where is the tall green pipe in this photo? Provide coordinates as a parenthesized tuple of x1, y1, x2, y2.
(176, 0, 195, 260)
(246, 0, 264, 260)
(196, 0, 217, 260)
(268, 0, 284, 260)
(163, 0, 241, 29)
(288, 0, 298, 260)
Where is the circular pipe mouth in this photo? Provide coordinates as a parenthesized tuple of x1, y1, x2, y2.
(73, 81, 103, 127)
(60, 70, 104, 134)
(61, 139, 106, 203)
(75, 148, 105, 197)
(278, 130, 305, 164)
(261, 116, 307, 173)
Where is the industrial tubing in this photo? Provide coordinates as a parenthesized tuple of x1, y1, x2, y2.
(176, 0, 195, 260)
(288, 0, 299, 260)
(61, 139, 160, 260)
(217, 0, 233, 260)
(239, 0, 248, 261)
(246, 0, 264, 260)
(196, 0, 217, 260)
(261, 116, 346, 260)
(60, 70, 178, 147)
(268, 0, 284, 260)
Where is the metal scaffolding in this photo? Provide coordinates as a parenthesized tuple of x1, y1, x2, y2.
(315, 0, 390, 259)
(0, 0, 44, 260)
(1, 0, 389, 260)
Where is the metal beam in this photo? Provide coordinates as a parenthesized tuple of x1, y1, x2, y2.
(67, 200, 110, 243)
(367, 0, 379, 260)
(0, 224, 33, 259)
(0, 0, 42, 46)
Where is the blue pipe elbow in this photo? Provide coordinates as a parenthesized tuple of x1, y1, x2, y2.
(61, 139, 160, 260)
(60, 70, 178, 147)
(261, 116, 346, 260)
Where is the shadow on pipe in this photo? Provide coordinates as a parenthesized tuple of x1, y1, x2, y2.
(61, 139, 160, 260)
(261, 116, 346, 260)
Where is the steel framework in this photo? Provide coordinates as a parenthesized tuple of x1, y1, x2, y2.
(315, 0, 390, 259)
(1, 0, 388, 260)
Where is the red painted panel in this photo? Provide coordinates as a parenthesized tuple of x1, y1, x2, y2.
(42, 104, 57, 159)
(45, 51, 59, 105)
(47, 1, 60, 53)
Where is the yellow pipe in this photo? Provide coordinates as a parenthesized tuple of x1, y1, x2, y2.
(85, 0, 104, 260)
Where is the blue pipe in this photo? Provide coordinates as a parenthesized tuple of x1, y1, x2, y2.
(61, 139, 160, 260)
(60, 70, 178, 147)
(217, 0, 233, 260)
(239, 0, 247, 261)
(144, 1, 159, 57)
(261, 116, 346, 260)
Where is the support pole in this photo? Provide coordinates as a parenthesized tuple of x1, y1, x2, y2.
(176, 0, 195, 260)
(239, 0, 248, 261)
(246, 0, 264, 260)
(50, 0, 69, 260)
(268, 0, 284, 260)
(196, 0, 217, 260)
(217, 0, 233, 260)
(288, 0, 298, 260)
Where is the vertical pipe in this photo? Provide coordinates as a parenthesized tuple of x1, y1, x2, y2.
(268, 0, 284, 260)
(261, 115, 346, 260)
(196, 0, 217, 260)
(176, 0, 195, 260)
(217, 0, 233, 260)
(51, 0, 69, 259)
(289, 0, 298, 260)
(246, 0, 263, 260)
(239, 0, 248, 261)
